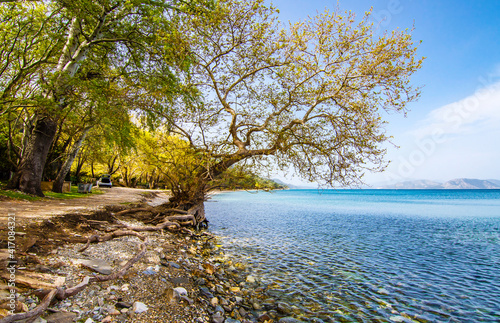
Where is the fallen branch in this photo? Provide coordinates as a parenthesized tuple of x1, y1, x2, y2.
(0, 289, 57, 323)
(57, 276, 91, 299)
(6, 243, 147, 323)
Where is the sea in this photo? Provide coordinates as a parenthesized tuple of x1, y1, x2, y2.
(205, 189, 500, 323)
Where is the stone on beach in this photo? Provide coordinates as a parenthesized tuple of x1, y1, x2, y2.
(132, 301, 148, 313)
(44, 311, 77, 323)
(173, 287, 188, 297)
(77, 259, 113, 275)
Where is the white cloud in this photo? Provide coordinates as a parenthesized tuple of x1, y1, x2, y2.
(412, 81, 500, 139)
(371, 80, 500, 183)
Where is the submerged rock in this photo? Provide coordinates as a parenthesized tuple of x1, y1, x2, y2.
(211, 312, 224, 323)
(278, 317, 305, 323)
(214, 305, 225, 315)
(277, 302, 292, 314)
(246, 275, 256, 283)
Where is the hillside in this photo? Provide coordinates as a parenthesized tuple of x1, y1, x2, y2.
(380, 178, 500, 189)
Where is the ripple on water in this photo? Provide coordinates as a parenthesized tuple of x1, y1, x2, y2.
(208, 190, 500, 322)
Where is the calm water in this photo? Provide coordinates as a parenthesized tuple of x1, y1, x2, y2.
(206, 189, 500, 322)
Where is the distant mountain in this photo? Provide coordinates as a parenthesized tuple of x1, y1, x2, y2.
(382, 180, 443, 189)
(487, 179, 500, 187)
(442, 178, 500, 189)
(379, 178, 500, 189)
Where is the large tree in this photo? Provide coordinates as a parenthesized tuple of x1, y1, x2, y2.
(3, 0, 207, 196)
(153, 0, 423, 222)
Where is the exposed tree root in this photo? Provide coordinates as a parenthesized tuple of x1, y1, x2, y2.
(114, 207, 153, 217)
(166, 215, 196, 223)
(0, 200, 208, 322)
(143, 213, 162, 224)
(159, 208, 188, 214)
(0, 243, 147, 323)
(0, 290, 58, 323)
(117, 220, 181, 232)
(78, 230, 146, 252)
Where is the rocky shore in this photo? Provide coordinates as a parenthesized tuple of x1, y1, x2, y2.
(1, 214, 308, 323)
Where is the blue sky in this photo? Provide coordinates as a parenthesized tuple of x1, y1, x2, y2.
(269, 0, 500, 185)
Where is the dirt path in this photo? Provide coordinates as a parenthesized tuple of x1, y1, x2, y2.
(0, 187, 170, 225)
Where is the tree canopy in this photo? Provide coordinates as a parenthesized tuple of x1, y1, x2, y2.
(1, 0, 210, 195)
(153, 0, 422, 205)
(1, 0, 423, 214)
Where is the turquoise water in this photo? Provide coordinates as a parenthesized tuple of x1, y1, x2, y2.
(206, 189, 500, 322)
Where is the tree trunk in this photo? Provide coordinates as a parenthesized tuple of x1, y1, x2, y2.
(52, 128, 90, 193)
(7, 115, 58, 196)
(74, 153, 86, 181)
(122, 166, 130, 186)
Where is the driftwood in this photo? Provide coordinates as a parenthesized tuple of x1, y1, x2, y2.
(0, 201, 205, 322)
(0, 290, 58, 323)
(0, 243, 147, 323)
(0, 272, 65, 290)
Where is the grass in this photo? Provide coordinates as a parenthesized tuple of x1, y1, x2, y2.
(0, 189, 41, 201)
(0, 185, 104, 201)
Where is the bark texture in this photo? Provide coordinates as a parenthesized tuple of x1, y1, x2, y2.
(7, 115, 58, 196)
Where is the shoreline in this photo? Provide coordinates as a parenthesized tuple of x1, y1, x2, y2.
(0, 200, 305, 323)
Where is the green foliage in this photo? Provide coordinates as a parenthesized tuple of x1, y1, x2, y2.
(166, 0, 423, 190)
(216, 167, 287, 190)
(1, 0, 212, 194)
